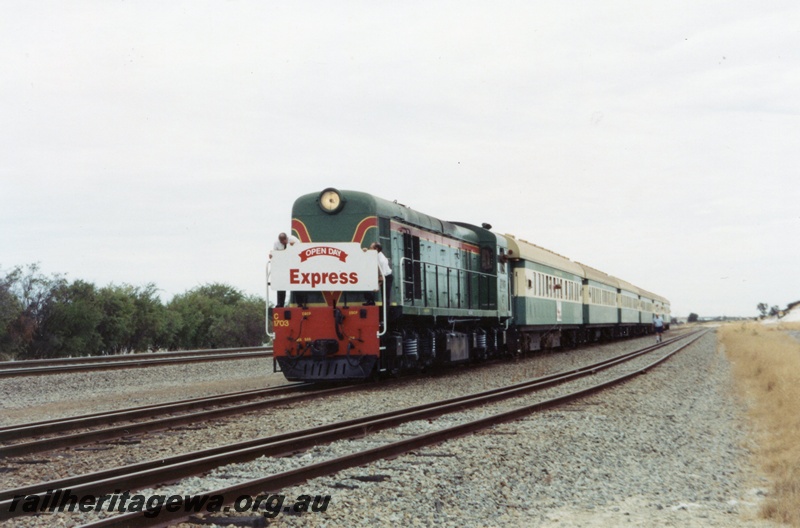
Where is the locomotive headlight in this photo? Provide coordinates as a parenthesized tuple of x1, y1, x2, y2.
(318, 188, 345, 214)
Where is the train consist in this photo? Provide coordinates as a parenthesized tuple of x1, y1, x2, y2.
(268, 188, 669, 381)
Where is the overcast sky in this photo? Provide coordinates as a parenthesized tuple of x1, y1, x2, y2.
(2, 1, 798, 318)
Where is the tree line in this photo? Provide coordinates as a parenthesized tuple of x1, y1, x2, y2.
(0, 264, 266, 361)
(757, 302, 782, 318)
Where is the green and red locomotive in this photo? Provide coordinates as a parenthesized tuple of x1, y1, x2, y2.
(268, 188, 669, 382)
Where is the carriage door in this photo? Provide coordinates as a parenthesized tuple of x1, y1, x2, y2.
(497, 247, 511, 316)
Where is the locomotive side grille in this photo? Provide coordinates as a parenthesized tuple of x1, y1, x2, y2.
(403, 336, 419, 359)
(473, 330, 487, 350)
(417, 330, 436, 364)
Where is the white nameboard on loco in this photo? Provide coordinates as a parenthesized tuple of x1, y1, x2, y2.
(270, 243, 379, 291)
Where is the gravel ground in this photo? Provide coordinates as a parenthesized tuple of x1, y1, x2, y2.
(2, 331, 783, 527)
(180, 331, 779, 528)
(0, 357, 281, 426)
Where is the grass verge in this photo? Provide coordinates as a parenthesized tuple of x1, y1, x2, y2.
(719, 321, 800, 526)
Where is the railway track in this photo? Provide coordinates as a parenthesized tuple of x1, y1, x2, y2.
(0, 381, 368, 457)
(0, 353, 504, 457)
(0, 330, 706, 526)
(0, 346, 273, 378)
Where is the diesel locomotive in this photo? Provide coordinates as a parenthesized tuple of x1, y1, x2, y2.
(268, 188, 670, 382)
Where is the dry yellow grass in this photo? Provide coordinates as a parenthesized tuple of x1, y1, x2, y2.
(719, 321, 800, 526)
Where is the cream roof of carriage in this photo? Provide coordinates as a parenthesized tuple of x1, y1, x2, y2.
(504, 234, 585, 277)
(504, 233, 669, 305)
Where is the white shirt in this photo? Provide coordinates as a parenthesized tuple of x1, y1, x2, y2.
(272, 235, 299, 252)
(377, 251, 392, 277)
(270, 235, 298, 258)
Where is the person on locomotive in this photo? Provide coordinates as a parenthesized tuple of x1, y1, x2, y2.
(363, 242, 393, 306)
(270, 232, 298, 307)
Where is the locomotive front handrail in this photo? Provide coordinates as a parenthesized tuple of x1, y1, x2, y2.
(265, 261, 274, 341)
(378, 267, 387, 337)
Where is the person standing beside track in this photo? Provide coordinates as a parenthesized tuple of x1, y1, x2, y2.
(269, 232, 298, 307)
(653, 313, 665, 343)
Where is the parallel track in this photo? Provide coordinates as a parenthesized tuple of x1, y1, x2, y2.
(0, 347, 273, 378)
(0, 383, 311, 444)
(0, 382, 365, 457)
(0, 331, 706, 526)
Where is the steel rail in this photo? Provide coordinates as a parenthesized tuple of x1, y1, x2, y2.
(0, 350, 273, 378)
(0, 382, 364, 458)
(0, 331, 703, 523)
(1, 357, 492, 455)
(0, 383, 314, 441)
(0, 346, 273, 369)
